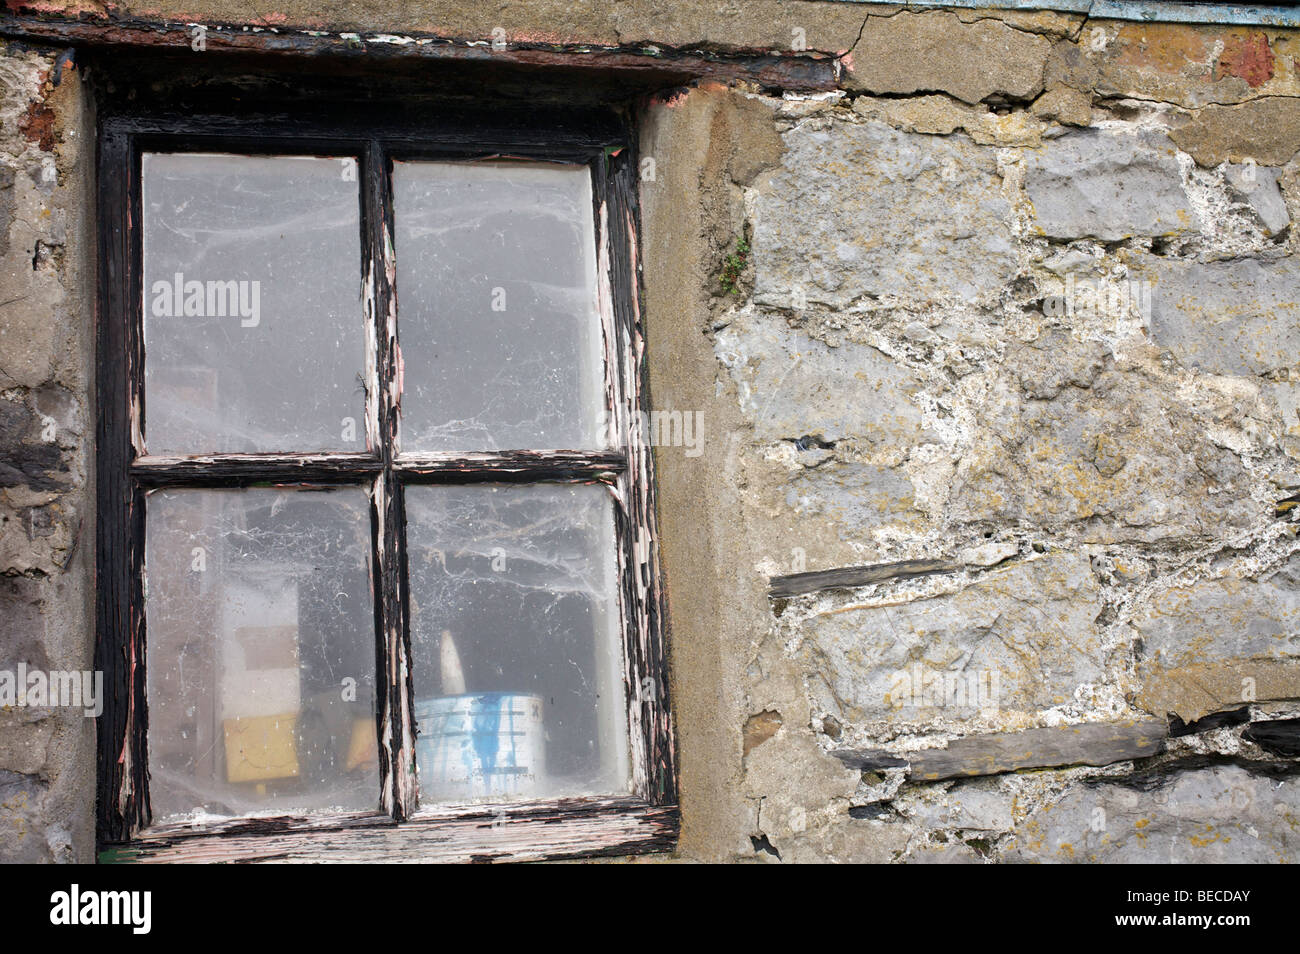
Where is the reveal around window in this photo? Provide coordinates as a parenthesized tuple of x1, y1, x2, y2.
(95, 70, 676, 863)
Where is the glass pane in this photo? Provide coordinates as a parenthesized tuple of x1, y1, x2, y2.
(405, 484, 629, 805)
(142, 153, 364, 455)
(145, 487, 378, 822)
(393, 161, 606, 452)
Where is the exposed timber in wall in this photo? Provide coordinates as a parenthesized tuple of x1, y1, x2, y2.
(834, 720, 1169, 781)
(834, 715, 1300, 783)
(0, 14, 839, 92)
(769, 558, 962, 599)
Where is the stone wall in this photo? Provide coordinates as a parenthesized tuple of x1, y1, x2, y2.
(641, 10, 1300, 863)
(3, 1, 1300, 862)
(0, 41, 94, 862)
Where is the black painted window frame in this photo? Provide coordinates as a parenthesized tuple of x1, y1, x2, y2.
(94, 93, 677, 863)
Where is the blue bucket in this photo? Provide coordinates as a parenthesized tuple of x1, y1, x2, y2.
(415, 692, 545, 803)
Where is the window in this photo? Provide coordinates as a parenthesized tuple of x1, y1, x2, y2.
(95, 74, 676, 862)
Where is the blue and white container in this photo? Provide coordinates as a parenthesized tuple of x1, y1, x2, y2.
(415, 692, 546, 803)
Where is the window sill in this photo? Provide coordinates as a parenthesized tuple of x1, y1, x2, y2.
(100, 797, 678, 864)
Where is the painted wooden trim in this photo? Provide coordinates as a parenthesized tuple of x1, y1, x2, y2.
(95, 127, 151, 842)
(362, 141, 418, 821)
(394, 449, 627, 482)
(108, 799, 679, 864)
(593, 146, 677, 805)
(131, 453, 383, 485)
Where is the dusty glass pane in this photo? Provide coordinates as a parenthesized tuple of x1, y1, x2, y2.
(393, 161, 606, 452)
(145, 488, 378, 821)
(405, 484, 629, 805)
(142, 153, 363, 454)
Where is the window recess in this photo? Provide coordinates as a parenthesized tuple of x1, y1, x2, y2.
(95, 82, 675, 863)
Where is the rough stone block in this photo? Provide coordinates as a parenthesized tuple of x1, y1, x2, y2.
(903, 783, 1015, 832)
(1224, 162, 1290, 236)
(1025, 127, 1193, 241)
(1170, 97, 1300, 167)
(798, 552, 1107, 724)
(1029, 86, 1092, 127)
(0, 769, 52, 863)
(0, 574, 49, 672)
(782, 462, 917, 539)
(0, 710, 57, 778)
(902, 844, 986, 864)
(952, 331, 1257, 542)
(1144, 255, 1300, 378)
(1003, 763, 1300, 862)
(752, 119, 1016, 308)
(1087, 24, 1297, 108)
(1133, 556, 1300, 719)
(715, 312, 925, 446)
(845, 11, 1051, 105)
(1136, 556, 1300, 667)
(851, 95, 1046, 147)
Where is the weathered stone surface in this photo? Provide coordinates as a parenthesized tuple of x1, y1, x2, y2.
(902, 782, 1015, 832)
(902, 843, 985, 864)
(0, 396, 66, 491)
(0, 165, 13, 256)
(742, 710, 783, 757)
(1143, 255, 1300, 377)
(0, 50, 74, 394)
(1142, 661, 1300, 724)
(773, 817, 914, 865)
(953, 332, 1258, 542)
(1090, 24, 1300, 108)
(959, 542, 1019, 569)
(781, 462, 917, 540)
(0, 770, 54, 863)
(0, 708, 56, 780)
(1042, 39, 1100, 95)
(715, 311, 925, 445)
(1225, 162, 1290, 236)
(1030, 86, 1092, 127)
(952, 7, 1083, 40)
(0, 574, 50, 672)
(852, 94, 1046, 147)
(1003, 763, 1300, 862)
(0, 384, 82, 573)
(1214, 30, 1278, 89)
(1133, 556, 1300, 719)
(1170, 98, 1300, 167)
(799, 552, 1107, 723)
(0, 575, 63, 789)
(845, 11, 1051, 105)
(740, 717, 863, 859)
(752, 119, 1016, 308)
(1025, 128, 1193, 240)
(0, 45, 94, 865)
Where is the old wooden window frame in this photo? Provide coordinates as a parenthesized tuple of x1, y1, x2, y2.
(94, 89, 677, 863)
